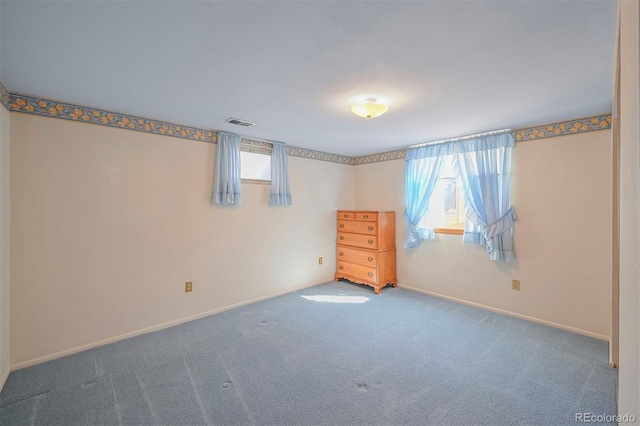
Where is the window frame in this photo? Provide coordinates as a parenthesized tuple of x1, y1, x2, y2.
(240, 144, 272, 185)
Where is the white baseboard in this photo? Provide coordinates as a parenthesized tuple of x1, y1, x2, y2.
(11, 280, 327, 371)
(13, 280, 609, 370)
(399, 283, 610, 342)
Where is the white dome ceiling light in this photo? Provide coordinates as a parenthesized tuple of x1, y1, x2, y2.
(351, 98, 388, 119)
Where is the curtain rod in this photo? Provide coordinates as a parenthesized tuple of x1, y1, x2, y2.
(217, 131, 276, 145)
(409, 128, 512, 149)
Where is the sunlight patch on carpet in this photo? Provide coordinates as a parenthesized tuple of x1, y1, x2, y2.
(301, 294, 369, 304)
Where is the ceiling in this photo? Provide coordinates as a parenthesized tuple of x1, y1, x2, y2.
(0, 0, 617, 157)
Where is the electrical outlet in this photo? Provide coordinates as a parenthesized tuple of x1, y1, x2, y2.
(512, 279, 520, 291)
(185, 281, 193, 293)
(319, 257, 323, 265)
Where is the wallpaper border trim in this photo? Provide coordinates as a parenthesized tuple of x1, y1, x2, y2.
(0, 80, 10, 111)
(9, 92, 217, 143)
(353, 114, 613, 165)
(2, 80, 612, 165)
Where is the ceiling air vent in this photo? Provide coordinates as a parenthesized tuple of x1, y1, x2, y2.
(225, 117, 256, 127)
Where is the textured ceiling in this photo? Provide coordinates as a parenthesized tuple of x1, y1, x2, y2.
(0, 0, 617, 156)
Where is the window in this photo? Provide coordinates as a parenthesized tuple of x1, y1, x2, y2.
(419, 155, 466, 234)
(240, 145, 271, 183)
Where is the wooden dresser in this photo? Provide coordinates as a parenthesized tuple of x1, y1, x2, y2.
(335, 210, 397, 294)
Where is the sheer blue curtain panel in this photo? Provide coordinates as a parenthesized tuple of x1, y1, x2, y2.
(211, 132, 242, 205)
(404, 143, 456, 248)
(453, 131, 516, 261)
(270, 141, 292, 205)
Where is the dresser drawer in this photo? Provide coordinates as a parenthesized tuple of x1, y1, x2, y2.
(338, 232, 378, 249)
(337, 220, 377, 235)
(337, 246, 377, 267)
(356, 212, 378, 221)
(336, 261, 377, 284)
(337, 211, 356, 220)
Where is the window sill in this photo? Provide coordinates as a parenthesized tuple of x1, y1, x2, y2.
(434, 228, 464, 235)
(241, 179, 271, 185)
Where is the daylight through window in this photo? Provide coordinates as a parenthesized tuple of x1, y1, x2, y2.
(419, 155, 466, 233)
(240, 147, 271, 183)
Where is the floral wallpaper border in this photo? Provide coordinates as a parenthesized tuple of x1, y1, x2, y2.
(242, 138, 352, 164)
(8, 92, 217, 143)
(4, 87, 353, 164)
(0, 80, 9, 111)
(0, 79, 612, 166)
(286, 146, 353, 165)
(241, 138, 273, 150)
(353, 114, 612, 165)
(513, 114, 611, 142)
(353, 149, 407, 165)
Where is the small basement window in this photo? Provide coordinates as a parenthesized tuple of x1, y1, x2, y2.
(240, 145, 271, 184)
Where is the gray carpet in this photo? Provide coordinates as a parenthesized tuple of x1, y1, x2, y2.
(0, 281, 618, 425)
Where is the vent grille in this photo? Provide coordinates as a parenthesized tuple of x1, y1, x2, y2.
(225, 117, 256, 127)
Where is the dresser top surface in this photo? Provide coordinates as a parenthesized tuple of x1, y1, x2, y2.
(337, 210, 395, 213)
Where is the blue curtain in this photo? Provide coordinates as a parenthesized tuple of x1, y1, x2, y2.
(270, 142, 292, 205)
(404, 143, 456, 249)
(453, 131, 516, 261)
(211, 132, 241, 205)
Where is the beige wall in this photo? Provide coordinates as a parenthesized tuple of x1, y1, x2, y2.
(354, 130, 612, 338)
(0, 105, 9, 387)
(618, 0, 639, 417)
(10, 113, 354, 367)
(4, 106, 622, 378)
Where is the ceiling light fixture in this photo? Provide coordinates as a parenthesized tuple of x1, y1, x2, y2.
(350, 98, 388, 119)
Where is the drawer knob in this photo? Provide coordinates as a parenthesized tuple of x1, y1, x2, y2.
(368, 239, 374, 244)
(339, 265, 344, 270)
(339, 251, 344, 256)
(368, 272, 373, 277)
(343, 214, 348, 218)
(339, 224, 344, 228)
(368, 256, 373, 262)
(368, 226, 374, 231)
(339, 236, 344, 240)
(363, 215, 369, 219)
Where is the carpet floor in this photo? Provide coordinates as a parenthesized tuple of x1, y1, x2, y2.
(0, 281, 618, 425)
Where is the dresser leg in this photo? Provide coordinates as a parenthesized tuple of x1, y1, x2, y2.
(374, 287, 382, 294)
(392, 281, 398, 288)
